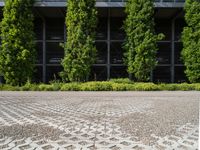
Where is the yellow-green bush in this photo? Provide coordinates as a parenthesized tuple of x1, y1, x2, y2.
(80, 82, 112, 91)
(0, 80, 200, 91)
(61, 83, 80, 91)
(21, 83, 38, 91)
(132, 83, 159, 91)
(38, 84, 54, 91)
(109, 78, 133, 84)
(194, 84, 200, 91)
(0, 84, 20, 91)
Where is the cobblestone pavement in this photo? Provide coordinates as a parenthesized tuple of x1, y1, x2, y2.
(0, 92, 199, 150)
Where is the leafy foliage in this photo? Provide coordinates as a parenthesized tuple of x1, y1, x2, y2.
(0, 79, 200, 91)
(182, 0, 200, 83)
(0, 0, 36, 86)
(60, 0, 97, 82)
(124, 0, 164, 82)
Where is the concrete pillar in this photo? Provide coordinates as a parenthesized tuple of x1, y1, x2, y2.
(42, 18, 46, 83)
(107, 8, 111, 80)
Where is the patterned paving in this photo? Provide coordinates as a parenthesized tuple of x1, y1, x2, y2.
(0, 92, 199, 150)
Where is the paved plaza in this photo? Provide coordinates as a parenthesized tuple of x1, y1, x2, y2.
(0, 91, 199, 150)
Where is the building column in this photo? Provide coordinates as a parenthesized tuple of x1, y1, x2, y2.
(171, 19, 175, 83)
(150, 71, 153, 82)
(107, 8, 111, 80)
(42, 18, 46, 83)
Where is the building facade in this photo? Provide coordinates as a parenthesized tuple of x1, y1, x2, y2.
(0, 0, 186, 83)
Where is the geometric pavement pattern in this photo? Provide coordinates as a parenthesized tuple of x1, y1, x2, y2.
(0, 91, 199, 150)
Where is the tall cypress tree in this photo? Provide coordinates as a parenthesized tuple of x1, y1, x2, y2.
(61, 0, 97, 82)
(0, 0, 36, 86)
(181, 0, 200, 83)
(124, 0, 164, 82)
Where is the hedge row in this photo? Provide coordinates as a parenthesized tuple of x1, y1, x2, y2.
(0, 79, 200, 91)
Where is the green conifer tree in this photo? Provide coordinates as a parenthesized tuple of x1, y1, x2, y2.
(0, 0, 36, 86)
(61, 0, 97, 82)
(181, 0, 200, 83)
(124, 0, 164, 82)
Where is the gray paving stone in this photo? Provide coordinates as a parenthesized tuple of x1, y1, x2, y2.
(0, 91, 199, 150)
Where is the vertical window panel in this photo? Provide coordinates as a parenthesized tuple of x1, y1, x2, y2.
(110, 66, 128, 79)
(175, 42, 183, 64)
(96, 18, 108, 40)
(34, 18, 43, 40)
(155, 20, 171, 41)
(46, 66, 63, 83)
(110, 42, 124, 64)
(90, 66, 107, 81)
(157, 42, 171, 64)
(110, 17, 125, 40)
(46, 18, 64, 40)
(175, 18, 186, 41)
(96, 42, 107, 64)
(175, 66, 187, 83)
(36, 42, 43, 64)
(46, 42, 64, 64)
(33, 66, 43, 83)
(153, 66, 171, 83)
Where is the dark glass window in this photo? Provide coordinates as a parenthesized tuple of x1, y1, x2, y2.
(157, 42, 171, 64)
(36, 42, 43, 64)
(96, 18, 107, 40)
(153, 66, 171, 83)
(175, 18, 186, 41)
(46, 66, 63, 82)
(175, 42, 183, 64)
(34, 18, 43, 40)
(46, 18, 64, 40)
(96, 42, 107, 64)
(155, 20, 171, 41)
(33, 66, 43, 83)
(90, 66, 107, 81)
(175, 66, 187, 83)
(110, 66, 128, 79)
(110, 17, 125, 40)
(46, 42, 64, 64)
(110, 42, 124, 64)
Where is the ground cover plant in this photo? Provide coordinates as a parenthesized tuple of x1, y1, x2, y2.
(0, 78, 200, 91)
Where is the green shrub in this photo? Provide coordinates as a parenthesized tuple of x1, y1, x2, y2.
(0, 85, 20, 91)
(182, 0, 200, 83)
(61, 83, 80, 91)
(38, 84, 54, 91)
(133, 83, 159, 91)
(0, 0, 36, 86)
(51, 83, 62, 91)
(80, 82, 112, 91)
(21, 83, 39, 91)
(158, 83, 196, 91)
(194, 84, 200, 91)
(111, 83, 131, 91)
(48, 80, 63, 91)
(0, 80, 199, 91)
(109, 78, 133, 84)
(158, 84, 179, 91)
(124, 0, 164, 82)
(177, 83, 195, 91)
(61, 0, 97, 82)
